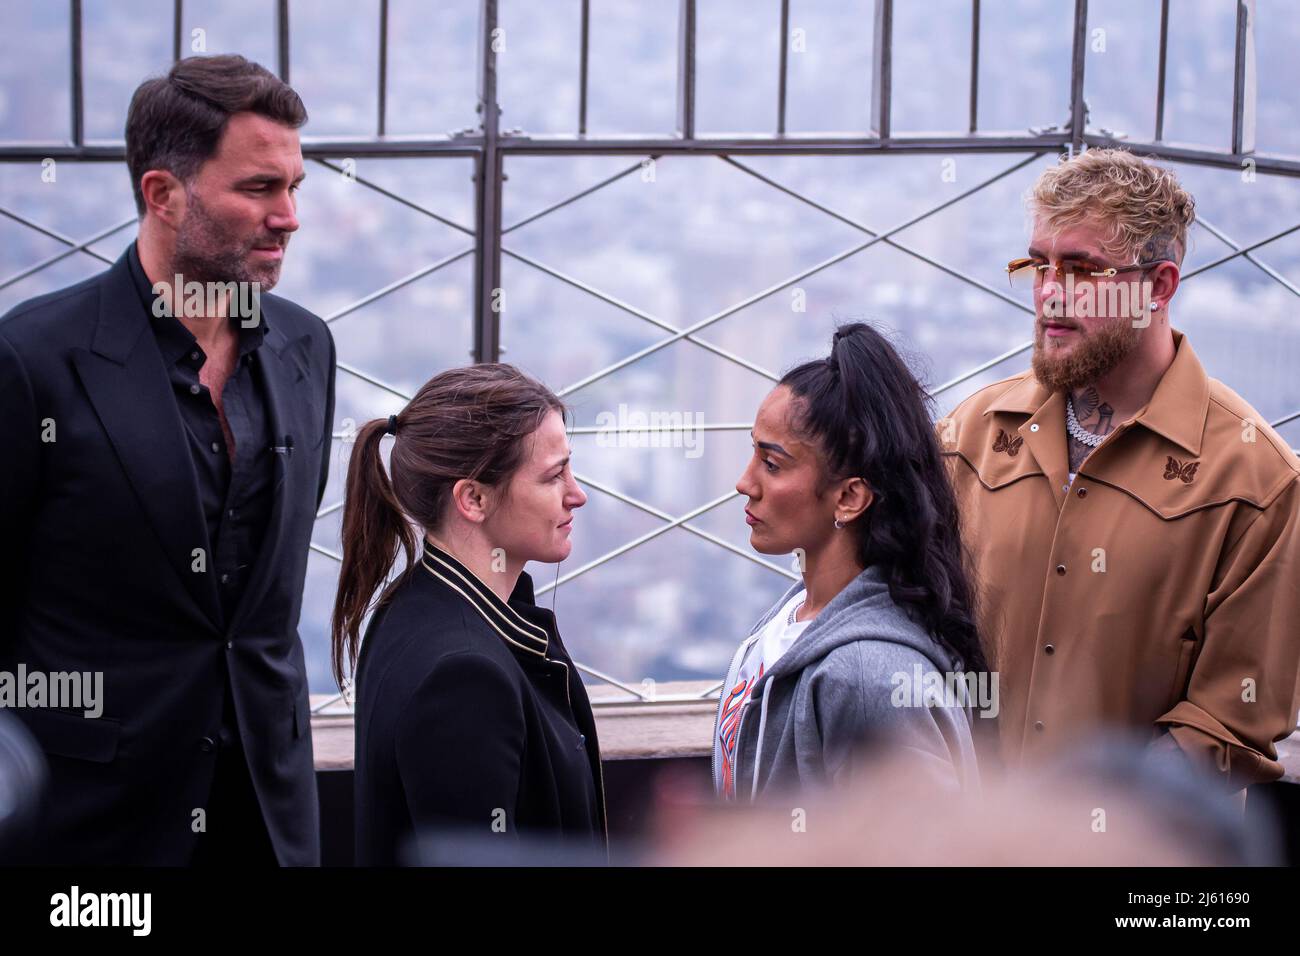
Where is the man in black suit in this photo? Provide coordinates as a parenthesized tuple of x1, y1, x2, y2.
(0, 55, 334, 865)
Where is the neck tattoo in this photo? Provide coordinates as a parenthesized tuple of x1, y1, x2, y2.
(1066, 386, 1116, 473)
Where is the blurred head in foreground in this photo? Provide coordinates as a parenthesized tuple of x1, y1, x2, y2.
(651, 732, 1279, 866)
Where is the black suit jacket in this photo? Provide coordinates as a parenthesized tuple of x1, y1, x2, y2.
(0, 248, 335, 865)
(354, 540, 607, 865)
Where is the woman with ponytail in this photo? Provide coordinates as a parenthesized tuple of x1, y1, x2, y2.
(335, 364, 605, 864)
(714, 322, 990, 803)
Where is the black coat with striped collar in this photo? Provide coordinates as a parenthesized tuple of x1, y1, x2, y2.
(353, 540, 607, 865)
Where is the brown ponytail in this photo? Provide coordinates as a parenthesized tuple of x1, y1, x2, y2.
(330, 417, 415, 688)
(329, 364, 565, 688)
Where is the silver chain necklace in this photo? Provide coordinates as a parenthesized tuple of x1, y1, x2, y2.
(1065, 397, 1105, 447)
(787, 599, 805, 626)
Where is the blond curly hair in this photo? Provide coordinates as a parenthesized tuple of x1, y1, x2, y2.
(1028, 148, 1196, 266)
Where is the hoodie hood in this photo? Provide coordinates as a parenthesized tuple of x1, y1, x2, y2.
(713, 562, 981, 801)
(752, 563, 960, 693)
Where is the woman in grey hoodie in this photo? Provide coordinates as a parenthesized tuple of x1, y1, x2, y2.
(714, 322, 991, 804)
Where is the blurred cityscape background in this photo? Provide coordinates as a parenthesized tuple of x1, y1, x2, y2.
(1, 0, 1297, 696)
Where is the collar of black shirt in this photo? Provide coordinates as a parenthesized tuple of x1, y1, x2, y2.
(127, 240, 270, 368)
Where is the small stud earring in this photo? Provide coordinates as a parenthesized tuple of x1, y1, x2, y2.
(1150, 302, 1160, 311)
(833, 517, 845, 529)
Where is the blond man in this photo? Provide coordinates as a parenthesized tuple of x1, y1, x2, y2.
(942, 148, 1300, 796)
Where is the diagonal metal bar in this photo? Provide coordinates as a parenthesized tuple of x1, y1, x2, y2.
(1271, 409, 1300, 430)
(698, 680, 724, 698)
(721, 155, 1037, 315)
(534, 488, 742, 595)
(502, 246, 779, 382)
(572, 662, 652, 700)
(0, 205, 119, 254)
(502, 158, 652, 235)
(311, 692, 346, 714)
(324, 246, 475, 324)
(555, 151, 1044, 398)
(313, 158, 475, 235)
(310, 541, 342, 562)
(0, 213, 134, 292)
(572, 470, 798, 580)
(930, 339, 1033, 399)
(335, 361, 414, 400)
(1180, 223, 1300, 280)
(1194, 215, 1300, 299)
(317, 500, 344, 519)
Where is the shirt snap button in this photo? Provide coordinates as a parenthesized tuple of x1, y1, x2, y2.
(1076, 487, 1087, 498)
(1034, 721, 1045, 732)
(1055, 564, 1066, 576)
(1044, 644, 1055, 655)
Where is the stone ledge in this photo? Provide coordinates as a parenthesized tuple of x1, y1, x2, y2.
(311, 685, 1300, 781)
(311, 680, 717, 771)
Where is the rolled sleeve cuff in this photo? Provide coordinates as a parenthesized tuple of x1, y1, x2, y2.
(1154, 700, 1286, 791)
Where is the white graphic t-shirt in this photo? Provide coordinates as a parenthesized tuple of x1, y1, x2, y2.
(716, 590, 811, 799)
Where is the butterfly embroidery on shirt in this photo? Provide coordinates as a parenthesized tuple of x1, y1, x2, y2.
(992, 429, 1024, 458)
(1163, 456, 1199, 484)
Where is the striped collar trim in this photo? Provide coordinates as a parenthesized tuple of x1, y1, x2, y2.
(419, 540, 549, 657)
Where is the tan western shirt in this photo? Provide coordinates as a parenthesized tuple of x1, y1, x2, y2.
(942, 329, 1300, 791)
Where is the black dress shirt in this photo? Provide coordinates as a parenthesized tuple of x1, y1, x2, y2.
(126, 242, 275, 629)
(127, 242, 276, 749)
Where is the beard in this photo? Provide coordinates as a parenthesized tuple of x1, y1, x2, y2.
(1030, 313, 1143, 393)
(171, 189, 287, 291)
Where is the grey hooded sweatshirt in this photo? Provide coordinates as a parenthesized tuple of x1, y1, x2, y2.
(712, 563, 982, 803)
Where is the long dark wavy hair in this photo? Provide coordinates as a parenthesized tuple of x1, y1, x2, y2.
(780, 322, 990, 676)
